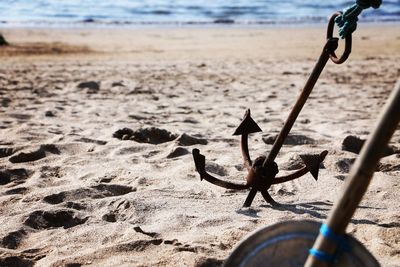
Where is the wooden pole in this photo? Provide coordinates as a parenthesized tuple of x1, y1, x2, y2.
(305, 79, 400, 267)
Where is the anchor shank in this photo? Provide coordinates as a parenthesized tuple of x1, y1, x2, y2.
(263, 38, 338, 168)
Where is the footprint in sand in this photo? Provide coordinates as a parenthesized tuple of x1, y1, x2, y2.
(112, 128, 134, 140)
(102, 213, 117, 223)
(166, 147, 189, 158)
(342, 135, 397, 156)
(0, 168, 32, 186)
(195, 257, 224, 267)
(4, 187, 28, 195)
(24, 209, 88, 230)
(8, 113, 32, 121)
(377, 163, 400, 172)
(109, 239, 163, 253)
(9, 144, 60, 163)
(280, 153, 326, 171)
(76, 137, 107, 145)
(1, 97, 11, 108)
(0, 147, 15, 158)
(101, 199, 134, 223)
(65, 201, 87, 211)
(133, 226, 159, 238)
(335, 158, 356, 173)
(77, 81, 100, 94)
(0, 256, 34, 267)
(113, 129, 206, 159)
(175, 133, 207, 146)
(205, 162, 228, 177)
(280, 155, 304, 171)
(1, 229, 27, 249)
(44, 110, 55, 117)
(113, 127, 177, 144)
(43, 184, 136, 204)
(262, 133, 316, 145)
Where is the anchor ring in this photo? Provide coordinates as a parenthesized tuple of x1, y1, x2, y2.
(327, 12, 352, 64)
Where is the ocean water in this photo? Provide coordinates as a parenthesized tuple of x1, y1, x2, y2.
(0, 0, 399, 27)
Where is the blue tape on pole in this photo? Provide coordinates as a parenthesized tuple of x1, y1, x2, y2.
(320, 223, 352, 251)
(309, 224, 352, 263)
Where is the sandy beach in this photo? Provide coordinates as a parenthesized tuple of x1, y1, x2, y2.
(0, 25, 399, 266)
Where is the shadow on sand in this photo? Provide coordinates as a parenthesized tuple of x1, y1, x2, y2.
(238, 200, 386, 228)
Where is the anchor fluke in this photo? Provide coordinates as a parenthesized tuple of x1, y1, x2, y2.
(192, 149, 249, 190)
(192, 148, 206, 180)
(233, 109, 262, 136)
(300, 150, 328, 180)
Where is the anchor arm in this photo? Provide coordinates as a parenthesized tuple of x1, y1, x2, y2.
(192, 149, 249, 190)
(260, 189, 277, 205)
(272, 167, 309, 184)
(243, 188, 258, 207)
(272, 150, 328, 184)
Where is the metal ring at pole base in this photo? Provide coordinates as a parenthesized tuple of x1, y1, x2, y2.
(327, 12, 352, 64)
(224, 220, 379, 267)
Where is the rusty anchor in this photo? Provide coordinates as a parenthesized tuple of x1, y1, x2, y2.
(192, 12, 352, 207)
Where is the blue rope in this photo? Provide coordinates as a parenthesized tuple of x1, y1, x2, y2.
(309, 224, 352, 263)
(335, 0, 382, 38)
(309, 248, 336, 263)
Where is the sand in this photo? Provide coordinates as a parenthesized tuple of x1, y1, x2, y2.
(0, 25, 399, 267)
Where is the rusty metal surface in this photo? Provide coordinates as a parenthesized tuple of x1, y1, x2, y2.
(327, 12, 352, 64)
(233, 109, 262, 170)
(192, 12, 352, 207)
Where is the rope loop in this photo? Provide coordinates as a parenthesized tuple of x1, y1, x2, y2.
(335, 0, 382, 38)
